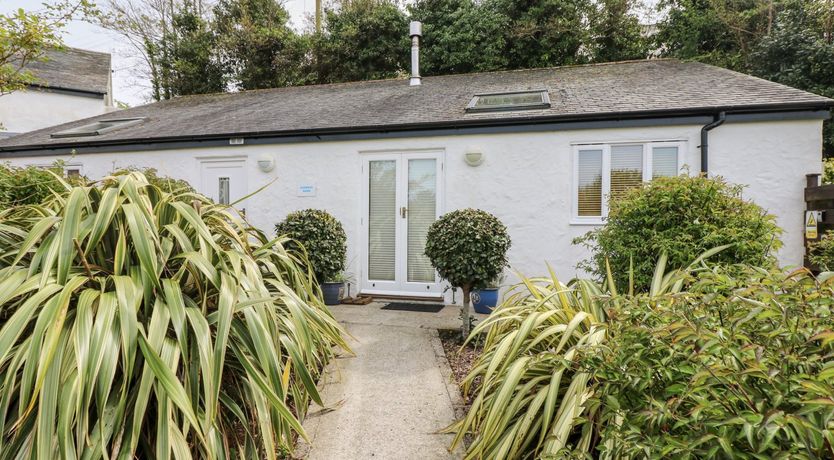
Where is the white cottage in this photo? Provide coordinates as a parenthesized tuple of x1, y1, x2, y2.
(0, 56, 831, 301)
(0, 47, 115, 138)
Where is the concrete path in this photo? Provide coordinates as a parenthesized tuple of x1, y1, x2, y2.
(296, 303, 485, 459)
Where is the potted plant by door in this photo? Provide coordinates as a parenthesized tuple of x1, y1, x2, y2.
(472, 275, 503, 314)
(275, 209, 347, 305)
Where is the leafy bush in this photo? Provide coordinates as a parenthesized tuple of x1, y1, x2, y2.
(591, 267, 834, 458)
(824, 158, 834, 185)
(810, 231, 834, 271)
(574, 174, 782, 292)
(450, 255, 834, 458)
(425, 208, 511, 335)
(275, 209, 347, 283)
(113, 166, 195, 193)
(0, 173, 348, 458)
(0, 162, 81, 207)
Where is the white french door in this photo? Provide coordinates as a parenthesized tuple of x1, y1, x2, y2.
(362, 151, 443, 296)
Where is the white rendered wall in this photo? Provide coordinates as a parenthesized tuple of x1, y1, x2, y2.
(0, 89, 110, 134)
(3, 118, 822, 299)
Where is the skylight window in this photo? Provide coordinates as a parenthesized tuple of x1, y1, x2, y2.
(466, 90, 550, 113)
(51, 118, 146, 138)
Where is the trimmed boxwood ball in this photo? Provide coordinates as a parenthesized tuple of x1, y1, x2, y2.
(425, 208, 511, 335)
(275, 209, 347, 282)
(574, 174, 782, 292)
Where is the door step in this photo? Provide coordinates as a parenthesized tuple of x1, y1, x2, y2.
(361, 293, 444, 303)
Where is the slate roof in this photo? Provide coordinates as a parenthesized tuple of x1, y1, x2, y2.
(24, 47, 111, 95)
(1, 59, 831, 152)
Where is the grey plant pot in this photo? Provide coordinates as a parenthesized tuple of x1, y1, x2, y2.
(321, 282, 343, 305)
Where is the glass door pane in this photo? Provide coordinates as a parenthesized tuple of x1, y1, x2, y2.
(368, 160, 397, 281)
(407, 159, 436, 283)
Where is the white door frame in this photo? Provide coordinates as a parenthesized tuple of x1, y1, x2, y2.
(360, 149, 445, 297)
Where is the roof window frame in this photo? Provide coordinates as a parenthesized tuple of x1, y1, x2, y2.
(50, 117, 146, 139)
(466, 89, 551, 113)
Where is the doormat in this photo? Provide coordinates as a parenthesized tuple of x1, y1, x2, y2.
(381, 302, 445, 313)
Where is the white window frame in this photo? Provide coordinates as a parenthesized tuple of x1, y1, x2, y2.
(571, 141, 684, 225)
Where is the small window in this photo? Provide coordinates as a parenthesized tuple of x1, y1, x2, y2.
(574, 142, 682, 221)
(51, 118, 146, 138)
(466, 90, 550, 113)
(218, 177, 230, 205)
(66, 168, 81, 179)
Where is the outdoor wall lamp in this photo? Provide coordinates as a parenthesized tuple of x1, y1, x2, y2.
(464, 149, 484, 167)
(257, 154, 275, 172)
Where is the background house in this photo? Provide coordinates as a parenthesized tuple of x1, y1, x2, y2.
(0, 47, 115, 138)
(0, 59, 830, 301)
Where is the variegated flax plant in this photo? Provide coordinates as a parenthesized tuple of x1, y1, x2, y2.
(447, 249, 729, 459)
(0, 172, 348, 459)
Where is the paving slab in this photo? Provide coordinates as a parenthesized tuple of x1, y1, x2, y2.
(296, 303, 482, 460)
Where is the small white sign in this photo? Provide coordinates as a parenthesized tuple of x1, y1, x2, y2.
(297, 184, 317, 197)
(806, 210, 822, 240)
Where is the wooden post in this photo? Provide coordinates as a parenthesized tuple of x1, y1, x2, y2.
(807, 173, 821, 188)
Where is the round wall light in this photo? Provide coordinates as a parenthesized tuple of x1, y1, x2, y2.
(257, 154, 275, 172)
(464, 149, 484, 167)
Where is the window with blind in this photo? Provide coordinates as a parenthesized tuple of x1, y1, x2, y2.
(575, 142, 681, 220)
(368, 160, 397, 280)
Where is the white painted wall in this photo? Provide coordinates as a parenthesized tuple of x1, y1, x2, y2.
(4, 118, 822, 300)
(0, 89, 112, 134)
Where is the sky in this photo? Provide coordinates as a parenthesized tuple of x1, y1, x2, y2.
(2, 0, 661, 107)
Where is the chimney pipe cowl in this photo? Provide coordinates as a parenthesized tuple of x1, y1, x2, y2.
(409, 21, 422, 86)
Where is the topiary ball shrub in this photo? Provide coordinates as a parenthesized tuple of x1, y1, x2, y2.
(574, 174, 782, 292)
(275, 209, 347, 283)
(425, 208, 511, 335)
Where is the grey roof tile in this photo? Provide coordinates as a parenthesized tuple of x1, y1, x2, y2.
(23, 47, 110, 95)
(1, 59, 831, 151)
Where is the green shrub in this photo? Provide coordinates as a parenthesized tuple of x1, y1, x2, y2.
(0, 173, 348, 458)
(574, 174, 782, 292)
(275, 209, 347, 283)
(113, 167, 195, 194)
(450, 256, 834, 458)
(591, 266, 834, 458)
(425, 208, 511, 336)
(0, 162, 81, 207)
(823, 158, 834, 184)
(810, 231, 834, 270)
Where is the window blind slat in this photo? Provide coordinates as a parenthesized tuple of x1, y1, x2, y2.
(407, 159, 437, 283)
(652, 146, 679, 178)
(610, 145, 643, 203)
(578, 149, 603, 216)
(368, 161, 396, 281)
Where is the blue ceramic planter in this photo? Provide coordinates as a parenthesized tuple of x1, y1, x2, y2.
(472, 288, 499, 314)
(321, 282, 343, 305)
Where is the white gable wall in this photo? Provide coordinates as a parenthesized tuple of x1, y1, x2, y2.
(3, 118, 822, 300)
(0, 89, 112, 134)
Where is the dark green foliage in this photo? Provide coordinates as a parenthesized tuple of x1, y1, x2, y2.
(575, 175, 782, 292)
(313, 0, 409, 84)
(810, 232, 834, 270)
(587, 0, 647, 62)
(590, 266, 834, 458)
(163, 1, 225, 97)
(489, 0, 592, 68)
(425, 208, 511, 291)
(0, 163, 78, 207)
(408, 0, 508, 75)
(274, 209, 347, 283)
(213, 0, 312, 90)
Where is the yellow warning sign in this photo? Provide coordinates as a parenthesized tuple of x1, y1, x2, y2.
(806, 211, 819, 240)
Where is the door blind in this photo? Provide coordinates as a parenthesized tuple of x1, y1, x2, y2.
(577, 149, 603, 216)
(368, 161, 397, 281)
(610, 145, 643, 204)
(407, 159, 437, 283)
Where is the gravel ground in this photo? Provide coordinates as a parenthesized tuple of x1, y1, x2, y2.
(438, 329, 483, 406)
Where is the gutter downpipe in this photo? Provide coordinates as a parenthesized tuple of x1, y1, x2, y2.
(700, 111, 726, 175)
